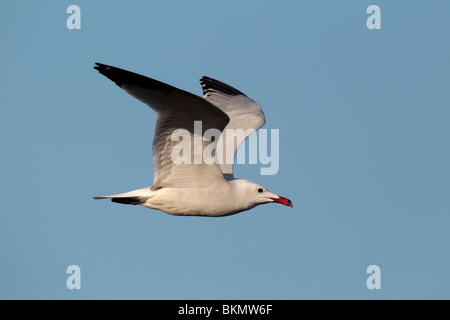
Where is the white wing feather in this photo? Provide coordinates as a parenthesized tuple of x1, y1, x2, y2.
(94, 63, 230, 189)
(200, 76, 266, 177)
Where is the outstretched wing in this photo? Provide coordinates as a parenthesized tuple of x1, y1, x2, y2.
(200, 76, 266, 177)
(95, 63, 230, 189)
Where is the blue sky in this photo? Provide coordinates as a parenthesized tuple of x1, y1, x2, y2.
(1, 1, 449, 299)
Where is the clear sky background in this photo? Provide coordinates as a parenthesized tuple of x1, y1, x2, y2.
(1, 1, 449, 299)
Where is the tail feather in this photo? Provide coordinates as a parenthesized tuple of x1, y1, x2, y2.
(92, 196, 110, 200)
(92, 187, 152, 205)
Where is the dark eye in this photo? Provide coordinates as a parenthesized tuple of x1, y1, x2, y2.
(257, 188, 264, 193)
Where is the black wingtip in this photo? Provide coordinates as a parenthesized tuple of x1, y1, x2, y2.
(111, 197, 142, 205)
(94, 62, 107, 71)
(94, 62, 122, 86)
(199, 76, 245, 97)
(93, 62, 175, 93)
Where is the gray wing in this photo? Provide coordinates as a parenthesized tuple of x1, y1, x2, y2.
(94, 63, 230, 189)
(200, 76, 266, 177)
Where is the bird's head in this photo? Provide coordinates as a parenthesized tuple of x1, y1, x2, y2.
(231, 179, 293, 210)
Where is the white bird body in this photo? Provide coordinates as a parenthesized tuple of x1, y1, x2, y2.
(93, 63, 292, 217)
(95, 179, 283, 217)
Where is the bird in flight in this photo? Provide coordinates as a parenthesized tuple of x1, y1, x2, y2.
(93, 63, 292, 217)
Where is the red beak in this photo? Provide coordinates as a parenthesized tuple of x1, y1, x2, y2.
(270, 196, 293, 208)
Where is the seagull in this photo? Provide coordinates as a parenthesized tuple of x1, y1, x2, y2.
(93, 63, 292, 217)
